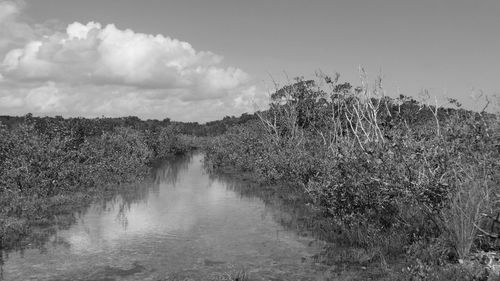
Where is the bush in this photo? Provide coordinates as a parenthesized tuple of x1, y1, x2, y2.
(0, 116, 192, 249)
(203, 74, 500, 266)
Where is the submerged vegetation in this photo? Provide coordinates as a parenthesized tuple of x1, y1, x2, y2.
(204, 73, 500, 279)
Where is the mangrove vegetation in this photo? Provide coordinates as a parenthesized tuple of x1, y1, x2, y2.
(1, 73, 500, 280)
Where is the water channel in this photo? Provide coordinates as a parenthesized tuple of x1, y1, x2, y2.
(1, 153, 336, 280)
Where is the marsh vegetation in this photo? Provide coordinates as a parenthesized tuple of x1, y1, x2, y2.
(0, 115, 191, 251)
(1, 73, 499, 280)
(204, 74, 500, 280)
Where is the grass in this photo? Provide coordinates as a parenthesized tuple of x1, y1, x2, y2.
(441, 173, 493, 260)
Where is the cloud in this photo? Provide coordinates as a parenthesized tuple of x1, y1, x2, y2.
(2, 22, 250, 95)
(0, 1, 54, 52)
(0, 81, 263, 121)
(0, 0, 20, 22)
(25, 82, 63, 112)
(0, 2, 266, 121)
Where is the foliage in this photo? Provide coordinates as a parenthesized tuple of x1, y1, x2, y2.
(144, 126, 190, 160)
(0, 115, 192, 249)
(204, 73, 500, 269)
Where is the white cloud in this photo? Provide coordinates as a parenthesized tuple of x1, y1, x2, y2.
(25, 81, 64, 112)
(0, 0, 20, 22)
(0, 2, 266, 121)
(0, 81, 264, 121)
(66, 21, 101, 40)
(0, 1, 37, 51)
(0, 94, 23, 107)
(1, 22, 250, 95)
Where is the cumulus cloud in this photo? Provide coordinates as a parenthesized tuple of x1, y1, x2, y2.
(0, 1, 28, 49)
(25, 81, 67, 112)
(0, 1, 265, 121)
(0, 81, 262, 121)
(2, 21, 250, 96)
(0, 0, 20, 22)
(0, 1, 55, 52)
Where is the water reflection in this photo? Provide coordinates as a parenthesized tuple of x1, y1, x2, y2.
(207, 171, 335, 242)
(153, 153, 193, 185)
(2, 152, 328, 281)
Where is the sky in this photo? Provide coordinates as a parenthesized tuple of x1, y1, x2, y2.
(0, 0, 499, 122)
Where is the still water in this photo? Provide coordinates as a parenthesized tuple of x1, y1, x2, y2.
(1, 153, 330, 281)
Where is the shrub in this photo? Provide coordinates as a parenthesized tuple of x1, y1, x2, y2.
(204, 73, 500, 265)
(0, 117, 191, 249)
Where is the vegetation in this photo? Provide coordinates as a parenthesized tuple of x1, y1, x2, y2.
(204, 73, 500, 279)
(2, 71, 499, 279)
(0, 114, 192, 250)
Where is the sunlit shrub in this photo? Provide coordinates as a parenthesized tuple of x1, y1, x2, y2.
(204, 74, 500, 265)
(0, 117, 191, 248)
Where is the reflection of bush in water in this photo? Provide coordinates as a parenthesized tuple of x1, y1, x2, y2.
(0, 182, 159, 279)
(153, 153, 193, 185)
(1, 179, 159, 259)
(208, 171, 337, 242)
(1, 154, 194, 256)
(91, 182, 157, 230)
(87, 153, 195, 230)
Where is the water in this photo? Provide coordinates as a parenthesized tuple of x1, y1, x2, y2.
(1, 153, 331, 281)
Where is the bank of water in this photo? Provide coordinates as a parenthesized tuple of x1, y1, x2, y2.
(1, 153, 346, 280)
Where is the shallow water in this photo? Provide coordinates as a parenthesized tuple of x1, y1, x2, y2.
(1, 153, 332, 281)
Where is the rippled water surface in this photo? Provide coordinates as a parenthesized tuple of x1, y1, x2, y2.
(1, 153, 331, 280)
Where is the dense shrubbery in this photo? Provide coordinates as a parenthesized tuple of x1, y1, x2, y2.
(144, 126, 192, 160)
(204, 74, 500, 276)
(0, 116, 191, 249)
